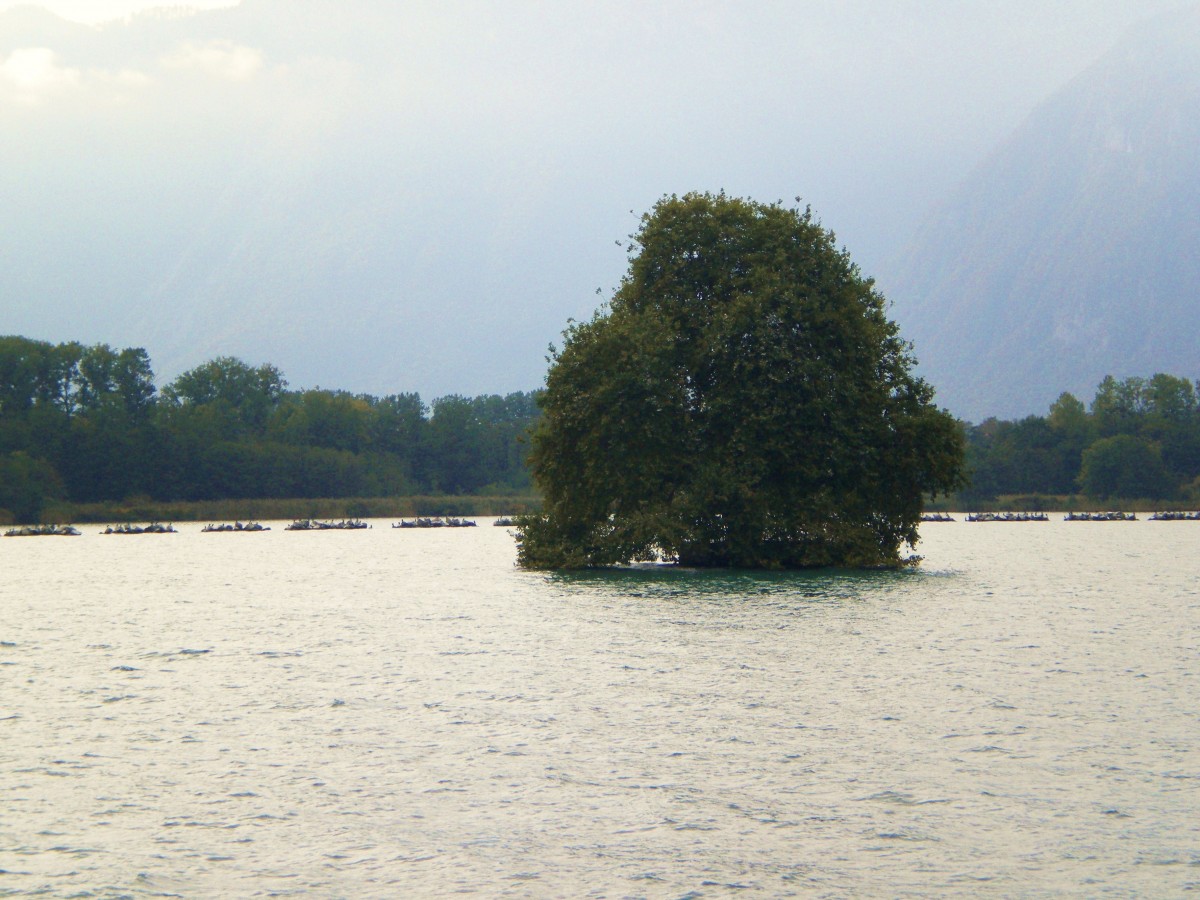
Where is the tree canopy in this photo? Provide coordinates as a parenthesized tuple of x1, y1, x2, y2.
(518, 192, 965, 569)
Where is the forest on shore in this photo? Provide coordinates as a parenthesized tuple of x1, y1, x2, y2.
(962, 374, 1200, 507)
(0, 336, 537, 523)
(2, 335, 1199, 523)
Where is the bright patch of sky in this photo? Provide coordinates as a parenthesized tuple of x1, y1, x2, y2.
(0, 1, 239, 24)
(160, 39, 261, 80)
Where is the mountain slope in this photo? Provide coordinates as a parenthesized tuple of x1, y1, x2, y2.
(885, 6, 1200, 421)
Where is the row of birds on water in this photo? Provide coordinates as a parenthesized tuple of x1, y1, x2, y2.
(285, 516, 498, 529)
(3, 522, 181, 536)
(9, 512, 1198, 536)
(921, 511, 1200, 523)
(4, 516, 521, 536)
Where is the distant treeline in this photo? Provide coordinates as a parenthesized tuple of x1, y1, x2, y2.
(0, 336, 539, 522)
(4, 336, 1198, 522)
(963, 374, 1200, 504)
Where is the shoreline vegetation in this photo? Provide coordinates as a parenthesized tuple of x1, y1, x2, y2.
(24, 494, 541, 527)
(3, 333, 1200, 534)
(922, 494, 1191, 514)
(6, 493, 1198, 527)
(0, 336, 541, 527)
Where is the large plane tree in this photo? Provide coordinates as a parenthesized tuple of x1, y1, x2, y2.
(518, 192, 965, 569)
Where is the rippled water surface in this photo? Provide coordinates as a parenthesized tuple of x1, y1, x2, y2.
(1, 518, 1197, 897)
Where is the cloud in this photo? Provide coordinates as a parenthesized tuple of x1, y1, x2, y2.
(0, 1, 243, 26)
(0, 48, 80, 102)
(161, 40, 264, 81)
(0, 48, 154, 106)
(109, 68, 153, 88)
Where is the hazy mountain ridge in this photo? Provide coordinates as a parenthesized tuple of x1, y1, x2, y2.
(885, 6, 1200, 421)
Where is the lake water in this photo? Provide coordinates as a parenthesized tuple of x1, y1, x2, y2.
(1, 517, 1197, 898)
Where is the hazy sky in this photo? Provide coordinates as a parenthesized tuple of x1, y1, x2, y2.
(0, 0, 1192, 402)
(0, 1, 237, 24)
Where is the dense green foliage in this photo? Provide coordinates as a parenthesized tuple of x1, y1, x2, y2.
(0, 336, 538, 523)
(518, 193, 966, 569)
(964, 374, 1200, 503)
(7, 332, 1192, 528)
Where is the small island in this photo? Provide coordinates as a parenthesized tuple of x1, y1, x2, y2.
(517, 193, 965, 570)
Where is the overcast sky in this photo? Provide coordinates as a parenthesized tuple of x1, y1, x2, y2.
(0, 0, 1192, 401)
(0, 0, 237, 23)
